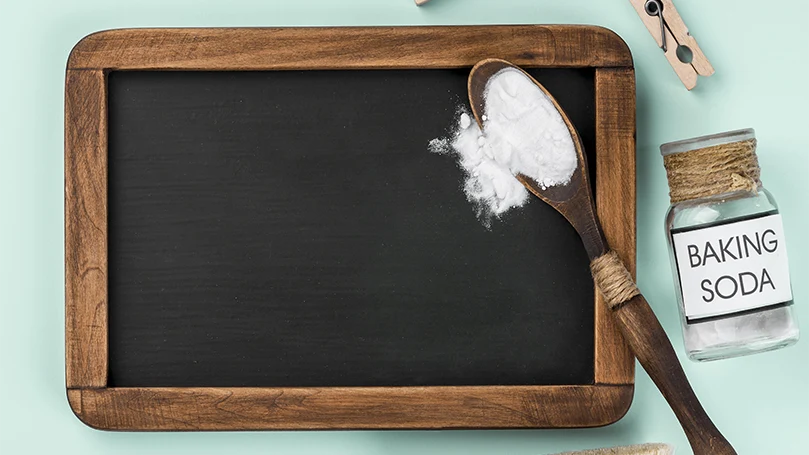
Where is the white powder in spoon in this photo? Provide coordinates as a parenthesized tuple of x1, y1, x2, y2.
(430, 68, 578, 225)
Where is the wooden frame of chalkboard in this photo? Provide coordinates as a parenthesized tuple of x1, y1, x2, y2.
(65, 26, 636, 431)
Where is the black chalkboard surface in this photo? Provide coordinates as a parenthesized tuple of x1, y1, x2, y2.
(106, 68, 596, 388)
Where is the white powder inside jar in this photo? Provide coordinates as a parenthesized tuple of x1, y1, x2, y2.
(429, 68, 577, 224)
(684, 306, 800, 360)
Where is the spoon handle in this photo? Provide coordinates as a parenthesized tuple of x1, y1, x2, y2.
(612, 294, 737, 455)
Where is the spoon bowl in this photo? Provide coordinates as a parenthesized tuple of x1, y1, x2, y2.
(468, 59, 586, 206)
(469, 58, 605, 260)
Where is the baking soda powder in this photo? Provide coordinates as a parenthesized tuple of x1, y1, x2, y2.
(430, 68, 577, 224)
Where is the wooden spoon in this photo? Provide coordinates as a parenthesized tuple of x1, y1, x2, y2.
(468, 58, 736, 455)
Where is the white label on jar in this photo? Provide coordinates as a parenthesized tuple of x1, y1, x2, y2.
(672, 213, 793, 322)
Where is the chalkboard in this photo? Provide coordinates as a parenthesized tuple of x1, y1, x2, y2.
(65, 26, 636, 430)
(107, 68, 596, 387)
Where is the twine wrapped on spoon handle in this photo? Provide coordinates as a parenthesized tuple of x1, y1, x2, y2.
(590, 251, 639, 308)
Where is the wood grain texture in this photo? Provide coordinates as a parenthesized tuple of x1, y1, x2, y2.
(658, 25, 698, 90)
(657, 0, 714, 76)
(66, 26, 633, 71)
(65, 26, 637, 430)
(593, 68, 636, 385)
(627, 0, 707, 89)
(67, 385, 633, 430)
(65, 69, 108, 388)
(613, 296, 736, 454)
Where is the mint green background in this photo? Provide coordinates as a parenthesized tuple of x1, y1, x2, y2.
(1, 0, 807, 453)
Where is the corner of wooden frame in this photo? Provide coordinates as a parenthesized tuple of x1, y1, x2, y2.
(67, 388, 108, 431)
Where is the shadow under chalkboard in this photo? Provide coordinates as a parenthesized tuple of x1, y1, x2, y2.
(106, 68, 596, 388)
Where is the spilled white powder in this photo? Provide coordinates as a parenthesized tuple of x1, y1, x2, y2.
(429, 68, 578, 224)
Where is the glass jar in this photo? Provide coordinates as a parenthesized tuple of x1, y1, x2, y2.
(662, 129, 799, 362)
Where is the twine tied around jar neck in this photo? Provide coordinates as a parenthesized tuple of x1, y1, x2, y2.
(663, 138, 761, 204)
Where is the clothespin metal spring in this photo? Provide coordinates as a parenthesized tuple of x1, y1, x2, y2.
(644, 0, 667, 52)
(629, 0, 715, 90)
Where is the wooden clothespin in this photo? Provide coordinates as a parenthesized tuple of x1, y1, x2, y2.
(629, 0, 714, 90)
(415, 0, 431, 5)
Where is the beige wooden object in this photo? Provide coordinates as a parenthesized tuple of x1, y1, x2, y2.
(415, 0, 430, 5)
(629, 0, 714, 89)
(554, 444, 674, 455)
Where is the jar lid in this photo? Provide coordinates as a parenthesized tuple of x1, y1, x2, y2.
(660, 128, 755, 157)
